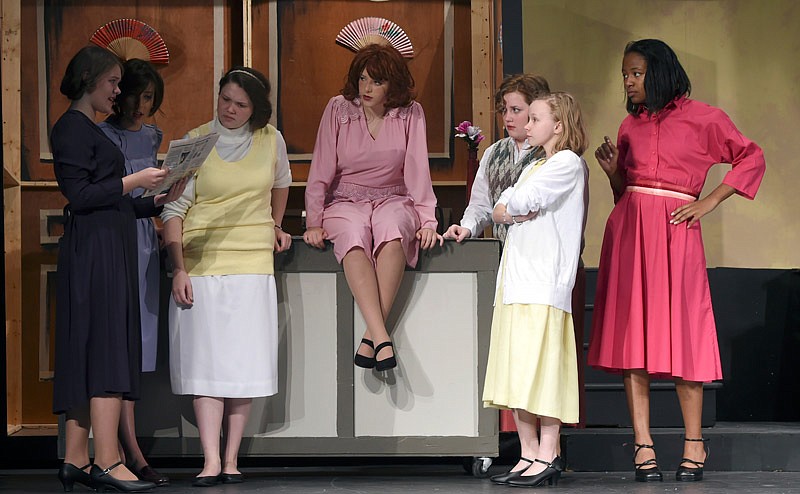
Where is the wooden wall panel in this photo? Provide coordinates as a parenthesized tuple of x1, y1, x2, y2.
(250, 0, 272, 78)
(265, 0, 461, 183)
(20, 188, 62, 424)
(4, 0, 23, 431)
(16, 0, 236, 425)
(22, 0, 229, 181)
(446, 0, 473, 182)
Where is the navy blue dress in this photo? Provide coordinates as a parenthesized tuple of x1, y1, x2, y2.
(51, 110, 161, 414)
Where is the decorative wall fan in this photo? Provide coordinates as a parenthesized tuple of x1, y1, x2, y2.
(336, 17, 413, 58)
(90, 18, 169, 64)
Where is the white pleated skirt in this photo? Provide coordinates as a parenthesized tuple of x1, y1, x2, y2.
(168, 274, 279, 398)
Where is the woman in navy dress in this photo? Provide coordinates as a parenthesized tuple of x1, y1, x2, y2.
(52, 46, 184, 493)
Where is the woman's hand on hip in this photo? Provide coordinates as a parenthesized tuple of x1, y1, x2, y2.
(417, 227, 444, 250)
(670, 196, 720, 228)
(171, 269, 194, 307)
(303, 226, 328, 249)
(274, 227, 292, 253)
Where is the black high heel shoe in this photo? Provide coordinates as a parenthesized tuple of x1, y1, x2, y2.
(374, 341, 397, 371)
(489, 457, 533, 485)
(58, 463, 93, 492)
(676, 437, 710, 482)
(90, 462, 156, 492)
(633, 443, 663, 482)
(506, 458, 562, 487)
(354, 338, 376, 368)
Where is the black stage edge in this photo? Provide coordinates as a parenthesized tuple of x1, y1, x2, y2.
(561, 422, 800, 472)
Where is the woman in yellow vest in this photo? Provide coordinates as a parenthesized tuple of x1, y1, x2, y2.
(161, 67, 292, 487)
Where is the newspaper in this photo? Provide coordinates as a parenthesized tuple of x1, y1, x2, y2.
(143, 133, 220, 197)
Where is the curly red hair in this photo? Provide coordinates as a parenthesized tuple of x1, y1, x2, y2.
(341, 44, 415, 109)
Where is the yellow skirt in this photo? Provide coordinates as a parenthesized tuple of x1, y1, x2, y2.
(482, 278, 579, 423)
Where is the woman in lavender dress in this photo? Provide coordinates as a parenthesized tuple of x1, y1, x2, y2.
(99, 58, 169, 487)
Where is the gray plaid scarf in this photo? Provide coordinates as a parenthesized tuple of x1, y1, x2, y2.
(485, 138, 543, 242)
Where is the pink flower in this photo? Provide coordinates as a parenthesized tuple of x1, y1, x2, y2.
(455, 120, 472, 133)
(455, 120, 484, 149)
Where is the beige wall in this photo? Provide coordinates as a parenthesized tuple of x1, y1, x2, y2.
(521, 0, 799, 268)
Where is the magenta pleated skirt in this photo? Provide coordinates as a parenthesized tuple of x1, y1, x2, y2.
(587, 188, 723, 382)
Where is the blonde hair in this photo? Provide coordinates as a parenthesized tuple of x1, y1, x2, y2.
(537, 92, 588, 156)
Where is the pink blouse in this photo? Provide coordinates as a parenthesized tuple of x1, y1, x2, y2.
(617, 96, 765, 199)
(305, 95, 437, 229)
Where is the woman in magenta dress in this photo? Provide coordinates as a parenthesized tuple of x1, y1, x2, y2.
(303, 43, 441, 371)
(588, 39, 766, 483)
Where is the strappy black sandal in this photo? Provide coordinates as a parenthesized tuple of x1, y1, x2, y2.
(676, 437, 710, 482)
(633, 443, 663, 482)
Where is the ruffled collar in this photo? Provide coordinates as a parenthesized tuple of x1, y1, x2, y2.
(335, 96, 412, 124)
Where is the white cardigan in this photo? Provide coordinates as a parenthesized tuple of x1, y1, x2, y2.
(496, 149, 588, 313)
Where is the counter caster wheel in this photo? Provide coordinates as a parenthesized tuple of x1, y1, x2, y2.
(464, 456, 492, 478)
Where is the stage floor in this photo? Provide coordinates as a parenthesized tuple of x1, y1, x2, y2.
(2, 466, 799, 493)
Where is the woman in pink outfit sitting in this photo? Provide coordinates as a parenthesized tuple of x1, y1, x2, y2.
(303, 43, 442, 372)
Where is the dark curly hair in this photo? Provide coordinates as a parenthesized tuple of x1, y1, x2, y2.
(341, 44, 415, 109)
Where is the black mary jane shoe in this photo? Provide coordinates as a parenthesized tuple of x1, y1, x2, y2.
(191, 475, 221, 487)
(506, 458, 562, 487)
(374, 341, 397, 371)
(489, 457, 533, 485)
(354, 338, 376, 368)
(91, 462, 156, 492)
(633, 443, 663, 482)
(219, 472, 245, 484)
(130, 464, 170, 487)
(676, 437, 710, 482)
(58, 462, 94, 492)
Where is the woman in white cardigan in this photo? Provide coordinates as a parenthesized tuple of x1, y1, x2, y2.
(483, 92, 588, 488)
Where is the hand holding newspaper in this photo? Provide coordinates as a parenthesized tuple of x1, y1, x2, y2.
(143, 133, 220, 197)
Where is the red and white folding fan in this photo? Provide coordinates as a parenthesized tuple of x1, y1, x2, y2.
(90, 18, 169, 64)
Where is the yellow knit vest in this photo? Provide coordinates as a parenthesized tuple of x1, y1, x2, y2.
(182, 123, 278, 276)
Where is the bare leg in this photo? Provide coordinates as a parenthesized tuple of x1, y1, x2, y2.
(513, 409, 540, 472)
(64, 405, 91, 469)
(676, 379, 706, 465)
(90, 396, 138, 480)
(372, 240, 406, 360)
(624, 370, 657, 467)
(193, 396, 224, 477)
(343, 248, 390, 359)
(521, 416, 560, 476)
(221, 398, 252, 475)
(118, 400, 147, 470)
